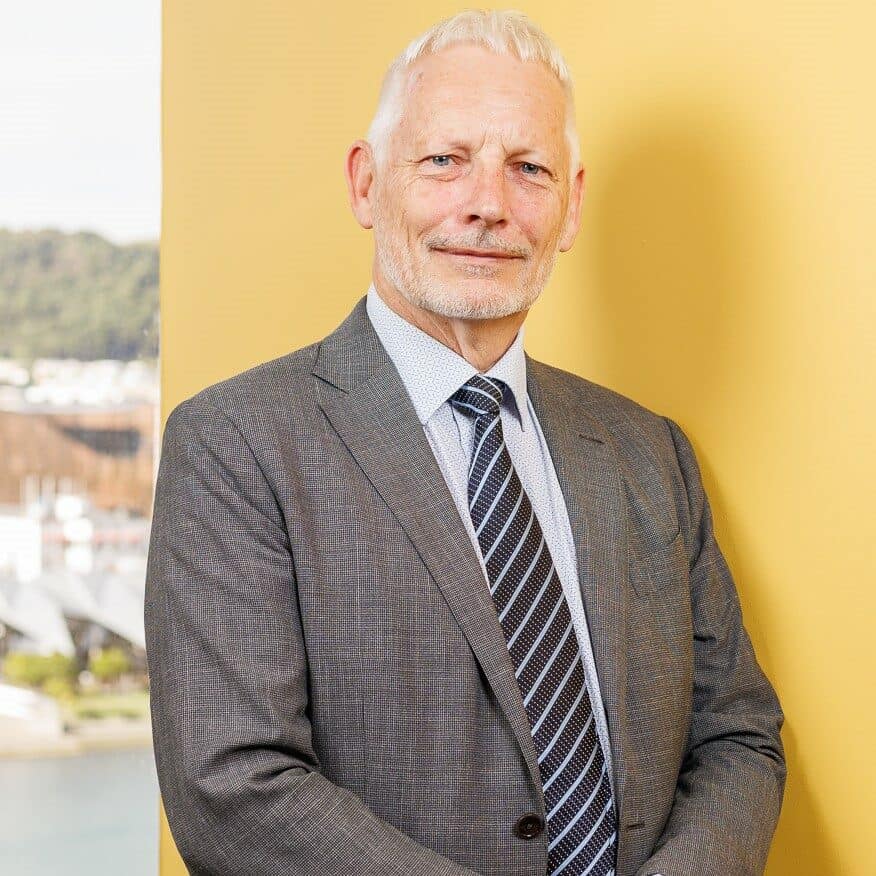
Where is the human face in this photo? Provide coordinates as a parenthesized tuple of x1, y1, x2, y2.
(370, 43, 584, 321)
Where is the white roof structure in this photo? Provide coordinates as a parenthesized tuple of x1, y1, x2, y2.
(0, 563, 146, 656)
(0, 576, 75, 655)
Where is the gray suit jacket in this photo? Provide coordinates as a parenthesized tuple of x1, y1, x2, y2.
(144, 294, 785, 876)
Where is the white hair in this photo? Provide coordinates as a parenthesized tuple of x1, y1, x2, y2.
(365, 9, 580, 178)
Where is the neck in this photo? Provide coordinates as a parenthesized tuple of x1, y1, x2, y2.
(372, 275, 527, 373)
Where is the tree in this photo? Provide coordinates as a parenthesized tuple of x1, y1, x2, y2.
(1, 651, 77, 688)
(0, 228, 159, 360)
(88, 646, 131, 684)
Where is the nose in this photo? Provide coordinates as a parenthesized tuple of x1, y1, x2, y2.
(462, 159, 510, 227)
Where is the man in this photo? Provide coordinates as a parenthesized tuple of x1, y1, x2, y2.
(145, 10, 785, 876)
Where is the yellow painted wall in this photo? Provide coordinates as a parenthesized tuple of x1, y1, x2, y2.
(159, 2, 875, 873)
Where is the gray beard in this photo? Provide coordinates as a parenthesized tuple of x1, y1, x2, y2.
(374, 236, 555, 321)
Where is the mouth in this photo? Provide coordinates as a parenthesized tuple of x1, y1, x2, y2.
(433, 247, 522, 261)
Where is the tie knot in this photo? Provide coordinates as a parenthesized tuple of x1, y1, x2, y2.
(450, 374, 505, 421)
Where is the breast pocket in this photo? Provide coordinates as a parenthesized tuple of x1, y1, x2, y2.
(628, 526, 687, 597)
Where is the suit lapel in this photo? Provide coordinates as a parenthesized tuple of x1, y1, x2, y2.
(313, 296, 546, 804)
(525, 356, 635, 831)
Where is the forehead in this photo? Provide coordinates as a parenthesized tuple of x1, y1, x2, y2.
(397, 43, 567, 151)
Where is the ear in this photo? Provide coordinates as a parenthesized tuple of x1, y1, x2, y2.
(557, 164, 586, 253)
(345, 139, 376, 230)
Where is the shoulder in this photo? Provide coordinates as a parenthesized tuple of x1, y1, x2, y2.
(167, 340, 321, 426)
(526, 355, 674, 440)
(527, 356, 703, 544)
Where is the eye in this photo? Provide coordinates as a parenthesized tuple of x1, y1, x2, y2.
(520, 162, 543, 176)
(430, 155, 453, 167)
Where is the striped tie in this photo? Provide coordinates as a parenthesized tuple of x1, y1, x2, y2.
(450, 374, 617, 876)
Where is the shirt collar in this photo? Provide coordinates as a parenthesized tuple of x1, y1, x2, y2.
(365, 282, 529, 430)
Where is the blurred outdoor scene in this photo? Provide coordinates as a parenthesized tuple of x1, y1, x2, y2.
(0, 3, 161, 873)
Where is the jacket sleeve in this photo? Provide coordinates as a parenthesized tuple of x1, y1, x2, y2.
(637, 417, 787, 876)
(144, 397, 479, 876)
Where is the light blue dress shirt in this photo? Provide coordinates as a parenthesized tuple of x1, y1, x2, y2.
(365, 283, 616, 795)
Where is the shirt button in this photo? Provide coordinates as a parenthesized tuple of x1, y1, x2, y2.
(514, 812, 545, 839)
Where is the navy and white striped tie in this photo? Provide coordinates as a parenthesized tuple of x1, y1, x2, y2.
(450, 374, 617, 876)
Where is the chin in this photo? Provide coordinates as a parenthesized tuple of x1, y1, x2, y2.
(410, 275, 542, 320)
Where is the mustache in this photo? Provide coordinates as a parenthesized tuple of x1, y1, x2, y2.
(425, 233, 530, 259)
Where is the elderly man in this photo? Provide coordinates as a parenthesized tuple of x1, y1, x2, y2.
(145, 10, 785, 876)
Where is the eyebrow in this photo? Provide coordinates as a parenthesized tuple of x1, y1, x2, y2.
(417, 139, 557, 164)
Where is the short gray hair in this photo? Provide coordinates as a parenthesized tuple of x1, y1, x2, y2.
(366, 9, 580, 177)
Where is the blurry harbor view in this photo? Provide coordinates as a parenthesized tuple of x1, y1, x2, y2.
(0, 229, 158, 761)
(0, 230, 160, 874)
(1, 3, 161, 873)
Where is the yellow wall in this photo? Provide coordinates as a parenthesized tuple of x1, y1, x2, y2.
(160, 3, 875, 873)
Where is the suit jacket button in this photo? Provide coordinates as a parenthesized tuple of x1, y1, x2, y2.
(514, 812, 544, 839)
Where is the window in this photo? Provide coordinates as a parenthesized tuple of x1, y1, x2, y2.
(0, 4, 161, 873)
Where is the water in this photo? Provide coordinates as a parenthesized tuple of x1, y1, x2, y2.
(0, 746, 159, 875)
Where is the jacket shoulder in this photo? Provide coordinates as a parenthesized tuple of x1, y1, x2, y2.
(528, 357, 671, 434)
(530, 359, 692, 544)
(167, 341, 321, 424)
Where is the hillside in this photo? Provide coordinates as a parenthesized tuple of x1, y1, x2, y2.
(0, 228, 158, 362)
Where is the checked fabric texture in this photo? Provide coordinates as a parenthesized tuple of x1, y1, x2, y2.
(450, 374, 617, 876)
